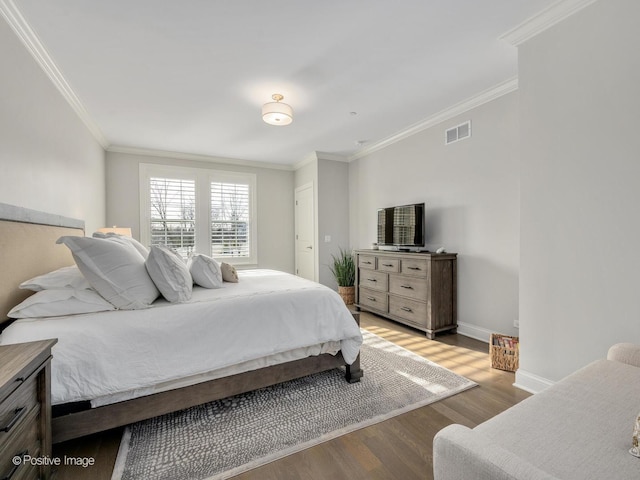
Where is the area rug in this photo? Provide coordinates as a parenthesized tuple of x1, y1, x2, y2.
(111, 330, 476, 480)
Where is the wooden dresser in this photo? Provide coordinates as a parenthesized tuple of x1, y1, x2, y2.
(355, 249, 457, 339)
(0, 339, 56, 480)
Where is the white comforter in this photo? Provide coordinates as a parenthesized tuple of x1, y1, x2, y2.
(1, 270, 362, 405)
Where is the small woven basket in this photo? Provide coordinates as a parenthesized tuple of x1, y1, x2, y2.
(490, 333, 519, 372)
(338, 286, 355, 305)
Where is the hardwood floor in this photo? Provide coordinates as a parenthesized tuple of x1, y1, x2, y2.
(52, 313, 530, 479)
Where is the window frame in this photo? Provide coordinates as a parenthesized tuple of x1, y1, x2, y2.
(139, 163, 257, 265)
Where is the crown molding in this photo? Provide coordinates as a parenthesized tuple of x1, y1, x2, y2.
(500, 0, 598, 46)
(315, 151, 349, 162)
(107, 145, 294, 171)
(349, 77, 518, 161)
(293, 151, 349, 171)
(293, 152, 319, 171)
(0, 0, 109, 148)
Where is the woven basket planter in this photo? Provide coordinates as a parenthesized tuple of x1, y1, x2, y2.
(490, 333, 519, 372)
(338, 286, 355, 305)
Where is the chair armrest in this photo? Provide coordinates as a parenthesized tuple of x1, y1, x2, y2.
(607, 343, 640, 367)
(433, 424, 560, 480)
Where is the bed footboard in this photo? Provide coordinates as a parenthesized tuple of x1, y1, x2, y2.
(53, 351, 353, 443)
(52, 310, 365, 443)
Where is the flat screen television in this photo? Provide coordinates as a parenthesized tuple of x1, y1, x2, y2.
(377, 203, 425, 249)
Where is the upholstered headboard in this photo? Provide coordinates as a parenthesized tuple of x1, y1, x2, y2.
(0, 203, 84, 320)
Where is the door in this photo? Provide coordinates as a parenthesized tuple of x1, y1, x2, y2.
(295, 183, 315, 281)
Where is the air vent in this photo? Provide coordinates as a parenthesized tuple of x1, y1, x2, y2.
(445, 121, 471, 145)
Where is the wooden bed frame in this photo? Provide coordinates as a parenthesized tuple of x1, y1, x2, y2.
(0, 203, 363, 444)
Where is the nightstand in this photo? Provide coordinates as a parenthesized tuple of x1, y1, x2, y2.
(0, 339, 56, 480)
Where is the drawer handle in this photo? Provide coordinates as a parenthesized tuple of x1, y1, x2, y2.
(1, 449, 27, 480)
(367, 297, 376, 301)
(1, 407, 26, 433)
(407, 266, 422, 271)
(400, 285, 413, 289)
(401, 307, 413, 312)
(363, 261, 372, 264)
(367, 278, 377, 282)
(382, 263, 394, 267)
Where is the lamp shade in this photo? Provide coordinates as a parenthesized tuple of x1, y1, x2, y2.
(97, 226, 132, 237)
(262, 94, 293, 126)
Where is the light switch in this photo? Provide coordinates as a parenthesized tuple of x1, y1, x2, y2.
(324, 235, 331, 243)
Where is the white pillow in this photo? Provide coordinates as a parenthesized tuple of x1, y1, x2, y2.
(19, 265, 91, 291)
(56, 236, 159, 310)
(188, 254, 223, 289)
(92, 232, 149, 259)
(8, 289, 115, 318)
(145, 245, 193, 303)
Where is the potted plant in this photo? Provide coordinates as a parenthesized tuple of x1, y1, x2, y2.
(330, 247, 355, 305)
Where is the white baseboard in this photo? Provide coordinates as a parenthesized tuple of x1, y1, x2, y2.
(456, 324, 556, 395)
(514, 369, 555, 394)
(456, 322, 493, 343)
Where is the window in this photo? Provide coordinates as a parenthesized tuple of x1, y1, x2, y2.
(210, 182, 250, 258)
(140, 164, 257, 264)
(149, 177, 196, 257)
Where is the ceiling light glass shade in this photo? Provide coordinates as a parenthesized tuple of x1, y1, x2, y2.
(262, 94, 293, 126)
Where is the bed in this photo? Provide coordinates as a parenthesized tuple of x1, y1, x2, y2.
(0, 203, 363, 444)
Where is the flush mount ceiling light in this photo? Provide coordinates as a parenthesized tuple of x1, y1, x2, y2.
(262, 94, 293, 126)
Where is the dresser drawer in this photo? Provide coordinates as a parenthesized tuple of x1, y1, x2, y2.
(401, 258, 429, 277)
(377, 257, 399, 273)
(0, 407, 41, 480)
(389, 296, 428, 328)
(358, 287, 388, 312)
(358, 255, 376, 270)
(0, 375, 39, 453)
(359, 270, 388, 292)
(389, 274, 428, 301)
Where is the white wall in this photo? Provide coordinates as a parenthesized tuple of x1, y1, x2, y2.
(294, 156, 351, 289)
(517, 0, 640, 390)
(318, 159, 350, 289)
(349, 92, 520, 340)
(106, 151, 294, 272)
(0, 18, 105, 231)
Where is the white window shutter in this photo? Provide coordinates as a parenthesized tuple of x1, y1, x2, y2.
(149, 177, 196, 257)
(210, 182, 250, 258)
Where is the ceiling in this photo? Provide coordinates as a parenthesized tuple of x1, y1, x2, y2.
(12, 0, 556, 166)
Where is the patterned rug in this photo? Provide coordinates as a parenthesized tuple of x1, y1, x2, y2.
(111, 330, 476, 480)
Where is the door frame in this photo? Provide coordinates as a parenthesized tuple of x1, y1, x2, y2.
(294, 182, 317, 282)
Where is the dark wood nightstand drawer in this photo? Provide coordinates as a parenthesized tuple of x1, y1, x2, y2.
(0, 407, 41, 480)
(0, 374, 39, 453)
(0, 340, 56, 480)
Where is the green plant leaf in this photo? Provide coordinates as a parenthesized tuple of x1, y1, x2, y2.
(329, 247, 355, 287)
